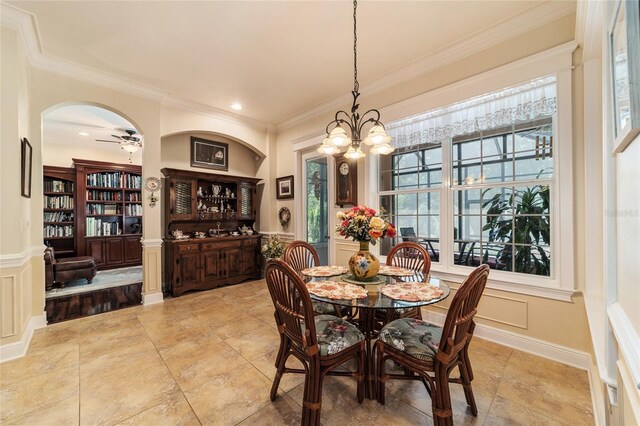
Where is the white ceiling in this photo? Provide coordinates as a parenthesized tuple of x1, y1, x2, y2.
(9, 1, 575, 126)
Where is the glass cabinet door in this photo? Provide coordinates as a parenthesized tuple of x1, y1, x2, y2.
(171, 178, 196, 220)
(238, 183, 254, 220)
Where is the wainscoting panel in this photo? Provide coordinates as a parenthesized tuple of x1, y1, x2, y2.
(428, 281, 529, 329)
(1, 275, 17, 338)
(335, 241, 358, 266)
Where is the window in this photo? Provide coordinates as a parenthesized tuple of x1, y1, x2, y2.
(380, 76, 559, 280)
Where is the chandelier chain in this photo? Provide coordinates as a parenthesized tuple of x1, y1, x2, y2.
(353, 0, 359, 93)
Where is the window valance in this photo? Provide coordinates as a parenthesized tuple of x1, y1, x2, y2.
(387, 76, 557, 149)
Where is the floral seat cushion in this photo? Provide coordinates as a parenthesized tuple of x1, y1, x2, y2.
(378, 318, 443, 361)
(302, 314, 364, 356)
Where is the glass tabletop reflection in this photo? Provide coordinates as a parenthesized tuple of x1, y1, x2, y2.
(303, 273, 451, 310)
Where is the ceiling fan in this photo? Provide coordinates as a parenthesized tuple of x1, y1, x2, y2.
(96, 129, 142, 162)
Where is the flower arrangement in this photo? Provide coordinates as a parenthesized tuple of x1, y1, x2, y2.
(262, 235, 285, 259)
(335, 206, 396, 245)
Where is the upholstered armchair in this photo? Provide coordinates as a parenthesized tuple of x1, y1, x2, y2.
(44, 247, 97, 290)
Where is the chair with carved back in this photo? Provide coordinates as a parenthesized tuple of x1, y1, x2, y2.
(375, 264, 490, 426)
(265, 259, 365, 425)
(283, 240, 347, 317)
(376, 241, 432, 327)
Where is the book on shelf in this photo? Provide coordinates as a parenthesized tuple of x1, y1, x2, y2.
(44, 180, 74, 193)
(86, 190, 122, 201)
(86, 217, 121, 237)
(43, 225, 73, 237)
(43, 195, 74, 209)
(124, 174, 142, 189)
(43, 211, 73, 222)
(86, 172, 122, 188)
(125, 204, 143, 216)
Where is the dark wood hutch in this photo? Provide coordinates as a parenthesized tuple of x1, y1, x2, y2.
(161, 168, 262, 296)
(43, 166, 77, 258)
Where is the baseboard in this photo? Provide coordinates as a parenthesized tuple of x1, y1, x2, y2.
(0, 312, 47, 363)
(421, 310, 591, 370)
(142, 292, 164, 306)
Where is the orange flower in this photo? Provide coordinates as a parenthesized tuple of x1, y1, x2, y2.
(386, 225, 397, 237)
(369, 229, 383, 238)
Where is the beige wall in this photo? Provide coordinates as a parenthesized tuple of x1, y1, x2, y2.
(43, 142, 143, 167)
(161, 132, 257, 177)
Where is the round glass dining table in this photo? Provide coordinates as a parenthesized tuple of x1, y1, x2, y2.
(303, 272, 451, 399)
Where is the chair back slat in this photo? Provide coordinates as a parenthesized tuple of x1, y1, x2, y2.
(437, 264, 489, 363)
(265, 259, 317, 351)
(283, 241, 319, 272)
(387, 241, 431, 280)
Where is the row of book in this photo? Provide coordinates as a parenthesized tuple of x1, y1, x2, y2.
(86, 172, 122, 188)
(124, 174, 142, 189)
(125, 204, 143, 216)
(44, 180, 74, 193)
(86, 203, 121, 215)
(86, 218, 121, 237)
(127, 193, 142, 201)
(86, 190, 122, 201)
(43, 225, 73, 238)
(44, 195, 74, 209)
(44, 211, 73, 222)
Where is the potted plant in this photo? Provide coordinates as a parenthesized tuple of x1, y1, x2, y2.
(481, 184, 550, 276)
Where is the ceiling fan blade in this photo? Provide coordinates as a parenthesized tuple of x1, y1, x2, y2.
(96, 139, 120, 143)
(111, 134, 125, 139)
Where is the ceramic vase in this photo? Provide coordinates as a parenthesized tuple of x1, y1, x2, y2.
(348, 241, 380, 281)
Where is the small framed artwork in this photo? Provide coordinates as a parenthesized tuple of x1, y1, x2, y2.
(276, 175, 294, 199)
(21, 138, 32, 198)
(609, 0, 640, 154)
(190, 137, 229, 171)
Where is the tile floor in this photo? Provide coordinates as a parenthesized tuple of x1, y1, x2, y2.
(0, 279, 594, 425)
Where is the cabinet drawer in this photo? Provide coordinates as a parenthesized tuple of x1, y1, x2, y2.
(243, 238, 259, 246)
(177, 243, 199, 253)
(202, 240, 241, 251)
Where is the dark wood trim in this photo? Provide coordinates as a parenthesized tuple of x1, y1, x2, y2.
(161, 167, 261, 184)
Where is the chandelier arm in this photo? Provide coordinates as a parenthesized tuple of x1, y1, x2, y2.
(356, 110, 382, 136)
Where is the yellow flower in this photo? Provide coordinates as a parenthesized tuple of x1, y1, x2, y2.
(337, 211, 346, 220)
(356, 215, 366, 223)
(369, 216, 385, 230)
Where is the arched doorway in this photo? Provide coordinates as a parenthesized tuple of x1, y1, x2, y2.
(42, 103, 145, 322)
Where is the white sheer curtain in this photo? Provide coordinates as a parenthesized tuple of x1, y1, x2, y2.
(387, 76, 557, 149)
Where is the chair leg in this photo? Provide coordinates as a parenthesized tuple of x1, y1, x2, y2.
(356, 343, 365, 403)
(459, 362, 478, 416)
(375, 341, 386, 405)
(301, 360, 323, 426)
(270, 338, 289, 401)
(432, 366, 454, 426)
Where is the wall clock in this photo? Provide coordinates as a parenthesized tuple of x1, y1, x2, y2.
(145, 177, 162, 207)
(334, 154, 357, 207)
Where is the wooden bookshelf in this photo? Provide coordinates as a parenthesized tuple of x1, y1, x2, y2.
(74, 159, 142, 270)
(43, 166, 76, 258)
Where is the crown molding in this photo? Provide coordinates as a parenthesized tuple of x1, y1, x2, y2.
(277, 0, 576, 132)
(1, 3, 271, 133)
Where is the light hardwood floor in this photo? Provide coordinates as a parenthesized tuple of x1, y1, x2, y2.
(0, 279, 594, 425)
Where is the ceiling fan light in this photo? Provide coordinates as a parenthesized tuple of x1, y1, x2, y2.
(328, 126, 351, 147)
(370, 143, 395, 155)
(121, 142, 140, 153)
(363, 124, 392, 146)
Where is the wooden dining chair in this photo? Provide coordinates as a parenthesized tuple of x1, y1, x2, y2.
(283, 240, 346, 317)
(265, 259, 365, 425)
(375, 264, 490, 426)
(376, 241, 432, 327)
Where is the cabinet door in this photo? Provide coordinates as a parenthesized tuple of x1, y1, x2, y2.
(86, 238, 106, 266)
(124, 236, 142, 263)
(178, 252, 199, 287)
(226, 248, 243, 277)
(169, 178, 196, 221)
(106, 237, 125, 265)
(201, 250, 222, 280)
(242, 246, 258, 276)
(238, 183, 255, 220)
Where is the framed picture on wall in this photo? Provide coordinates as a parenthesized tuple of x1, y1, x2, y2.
(276, 175, 294, 199)
(190, 137, 229, 171)
(21, 138, 32, 198)
(609, 0, 640, 154)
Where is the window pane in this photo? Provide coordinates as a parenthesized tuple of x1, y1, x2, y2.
(513, 244, 551, 276)
(482, 154, 514, 182)
(418, 192, 439, 215)
(454, 215, 481, 241)
(397, 193, 417, 214)
(397, 170, 419, 189)
(418, 216, 439, 238)
(454, 189, 481, 214)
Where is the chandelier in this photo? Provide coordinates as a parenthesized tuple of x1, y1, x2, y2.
(317, 0, 394, 159)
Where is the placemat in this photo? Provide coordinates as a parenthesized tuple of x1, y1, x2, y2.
(340, 274, 386, 285)
(381, 282, 445, 302)
(306, 281, 368, 300)
(377, 265, 416, 277)
(301, 265, 349, 277)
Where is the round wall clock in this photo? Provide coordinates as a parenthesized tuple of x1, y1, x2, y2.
(145, 177, 162, 192)
(278, 207, 291, 228)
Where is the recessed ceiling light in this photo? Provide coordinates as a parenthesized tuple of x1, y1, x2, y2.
(231, 103, 242, 111)
(78, 131, 90, 136)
